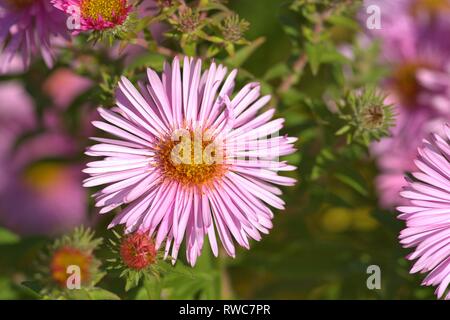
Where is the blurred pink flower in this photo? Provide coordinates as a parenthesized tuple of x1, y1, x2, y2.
(363, 0, 450, 208)
(84, 57, 297, 266)
(363, 0, 450, 113)
(0, 81, 35, 154)
(363, 0, 450, 60)
(0, 133, 87, 236)
(371, 104, 448, 208)
(135, 0, 167, 43)
(0, 80, 35, 188)
(362, 1, 417, 60)
(41, 68, 97, 134)
(0, 0, 69, 72)
(398, 125, 450, 300)
(43, 68, 93, 109)
(0, 80, 89, 236)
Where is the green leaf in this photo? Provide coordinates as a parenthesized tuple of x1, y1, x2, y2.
(263, 63, 290, 81)
(0, 277, 20, 299)
(196, 30, 223, 44)
(0, 228, 20, 245)
(125, 53, 165, 72)
(305, 43, 320, 75)
(305, 43, 347, 76)
(20, 281, 44, 299)
(143, 275, 162, 300)
(65, 288, 120, 300)
(335, 173, 368, 197)
(328, 14, 360, 30)
(336, 125, 351, 136)
(84, 288, 121, 300)
(225, 37, 265, 67)
(124, 271, 140, 292)
(64, 289, 91, 300)
(162, 245, 220, 299)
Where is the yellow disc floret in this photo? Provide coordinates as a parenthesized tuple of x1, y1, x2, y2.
(155, 129, 227, 187)
(80, 0, 127, 22)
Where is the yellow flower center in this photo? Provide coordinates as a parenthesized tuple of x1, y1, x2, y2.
(22, 162, 66, 194)
(80, 0, 126, 22)
(155, 129, 226, 187)
(5, 0, 35, 9)
(411, 0, 450, 16)
(50, 247, 92, 287)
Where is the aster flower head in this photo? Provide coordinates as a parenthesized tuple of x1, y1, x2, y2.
(335, 88, 395, 145)
(120, 232, 157, 270)
(33, 227, 104, 298)
(52, 0, 132, 34)
(0, 0, 69, 72)
(398, 124, 450, 299)
(107, 230, 163, 291)
(84, 56, 297, 266)
(220, 14, 250, 43)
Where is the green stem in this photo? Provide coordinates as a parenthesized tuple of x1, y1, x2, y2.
(219, 249, 234, 299)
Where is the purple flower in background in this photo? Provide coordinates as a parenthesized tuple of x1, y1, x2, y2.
(0, 0, 69, 73)
(363, 0, 450, 113)
(84, 57, 297, 266)
(362, 0, 417, 61)
(363, 0, 450, 60)
(0, 80, 34, 187)
(43, 68, 93, 108)
(0, 79, 89, 236)
(0, 134, 87, 236)
(371, 104, 448, 208)
(0, 81, 35, 156)
(363, 0, 450, 208)
(398, 125, 450, 300)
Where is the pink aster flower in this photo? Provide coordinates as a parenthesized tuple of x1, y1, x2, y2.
(362, 0, 450, 60)
(0, 0, 69, 72)
(398, 125, 450, 299)
(84, 57, 297, 266)
(52, 0, 131, 33)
